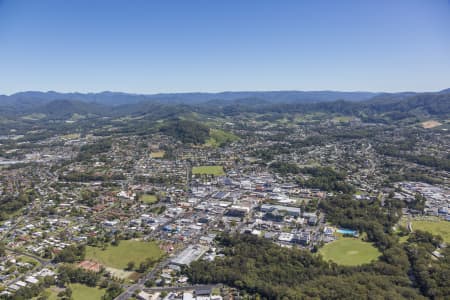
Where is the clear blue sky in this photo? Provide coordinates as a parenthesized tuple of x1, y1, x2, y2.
(0, 0, 449, 94)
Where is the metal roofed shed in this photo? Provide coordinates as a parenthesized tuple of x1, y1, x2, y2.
(170, 245, 208, 266)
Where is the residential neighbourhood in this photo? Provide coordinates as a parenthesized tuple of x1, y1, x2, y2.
(0, 108, 448, 299)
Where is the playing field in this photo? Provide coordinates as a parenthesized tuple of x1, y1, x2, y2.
(319, 238, 381, 266)
(40, 284, 105, 300)
(140, 194, 158, 204)
(150, 151, 165, 158)
(86, 240, 164, 270)
(401, 217, 450, 243)
(71, 284, 105, 300)
(192, 165, 225, 176)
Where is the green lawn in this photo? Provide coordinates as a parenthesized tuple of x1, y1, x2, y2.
(332, 116, 353, 122)
(400, 217, 450, 243)
(86, 240, 164, 270)
(71, 284, 105, 300)
(319, 238, 381, 266)
(140, 194, 158, 204)
(37, 289, 58, 300)
(192, 165, 225, 176)
(38, 284, 105, 300)
(18, 255, 39, 266)
(150, 151, 165, 158)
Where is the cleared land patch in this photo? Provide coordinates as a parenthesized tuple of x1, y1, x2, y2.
(421, 120, 442, 129)
(206, 129, 239, 147)
(70, 283, 105, 300)
(400, 217, 450, 243)
(150, 151, 165, 158)
(332, 116, 353, 122)
(192, 165, 225, 176)
(319, 237, 381, 266)
(140, 194, 158, 204)
(86, 240, 164, 270)
(61, 133, 81, 140)
(39, 284, 105, 300)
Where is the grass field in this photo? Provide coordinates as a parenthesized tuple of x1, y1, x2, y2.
(319, 238, 381, 266)
(150, 151, 165, 158)
(71, 284, 105, 300)
(400, 217, 450, 243)
(39, 284, 105, 300)
(86, 240, 164, 270)
(21, 113, 47, 121)
(38, 288, 58, 300)
(18, 255, 39, 266)
(61, 133, 81, 140)
(140, 194, 158, 204)
(332, 116, 353, 122)
(192, 165, 225, 176)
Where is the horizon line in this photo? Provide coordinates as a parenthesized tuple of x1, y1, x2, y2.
(2, 87, 449, 97)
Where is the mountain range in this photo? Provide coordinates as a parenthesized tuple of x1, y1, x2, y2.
(0, 89, 449, 121)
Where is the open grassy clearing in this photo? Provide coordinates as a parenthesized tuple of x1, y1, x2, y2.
(70, 283, 105, 300)
(104, 266, 134, 280)
(206, 129, 239, 147)
(140, 194, 158, 204)
(39, 284, 105, 300)
(150, 151, 165, 158)
(86, 240, 164, 270)
(400, 216, 450, 243)
(61, 133, 81, 140)
(192, 165, 225, 176)
(37, 288, 59, 300)
(68, 113, 86, 122)
(319, 237, 381, 266)
(18, 255, 39, 266)
(332, 116, 353, 122)
(21, 113, 47, 121)
(421, 120, 442, 129)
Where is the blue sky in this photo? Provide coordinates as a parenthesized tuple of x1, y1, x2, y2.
(0, 0, 449, 94)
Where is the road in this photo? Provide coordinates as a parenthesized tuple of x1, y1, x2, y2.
(5, 247, 53, 285)
(144, 283, 222, 293)
(115, 200, 219, 299)
(115, 246, 186, 300)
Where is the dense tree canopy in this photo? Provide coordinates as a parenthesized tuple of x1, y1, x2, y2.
(186, 234, 426, 299)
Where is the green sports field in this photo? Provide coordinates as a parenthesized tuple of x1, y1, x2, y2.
(400, 217, 450, 243)
(410, 220, 450, 242)
(192, 165, 225, 176)
(71, 284, 105, 300)
(319, 238, 381, 266)
(39, 284, 105, 300)
(86, 240, 164, 270)
(139, 194, 158, 204)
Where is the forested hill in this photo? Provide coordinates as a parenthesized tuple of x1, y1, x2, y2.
(0, 89, 449, 122)
(204, 91, 450, 119)
(0, 90, 378, 107)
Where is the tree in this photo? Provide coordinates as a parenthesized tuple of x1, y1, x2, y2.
(58, 286, 72, 300)
(126, 261, 135, 271)
(102, 282, 123, 300)
(0, 242, 5, 257)
(54, 245, 85, 263)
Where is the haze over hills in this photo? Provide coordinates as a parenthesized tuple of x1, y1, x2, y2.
(0, 90, 380, 107)
(0, 89, 449, 121)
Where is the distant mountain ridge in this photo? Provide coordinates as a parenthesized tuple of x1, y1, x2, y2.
(0, 90, 380, 107)
(0, 89, 449, 121)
